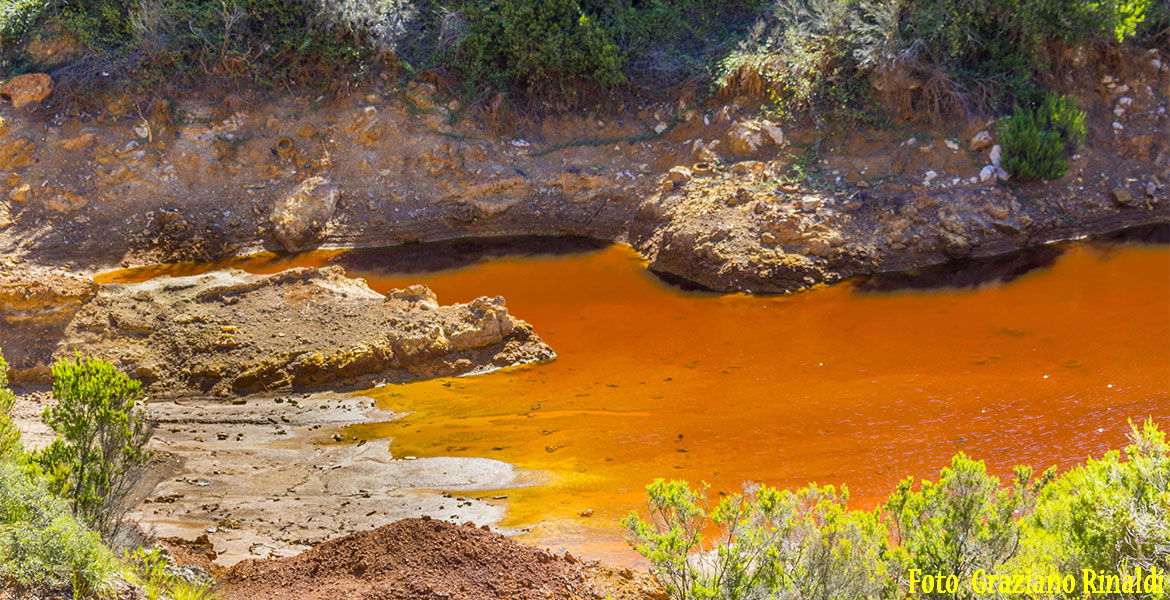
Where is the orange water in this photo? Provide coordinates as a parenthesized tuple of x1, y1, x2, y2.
(101, 241, 1170, 562)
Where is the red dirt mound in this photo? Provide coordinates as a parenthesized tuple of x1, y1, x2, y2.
(218, 518, 604, 600)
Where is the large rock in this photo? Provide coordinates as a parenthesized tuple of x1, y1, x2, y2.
(1, 74, 53, 109)
(270, 177, 340, 251)
(726, 119, 785, 157)
(36, 267, 554, 395)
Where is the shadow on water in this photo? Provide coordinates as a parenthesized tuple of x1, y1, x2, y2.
(855, 223, 1169, 294)
(325, 236, 611, 275)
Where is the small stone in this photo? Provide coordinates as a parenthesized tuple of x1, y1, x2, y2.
(666, 165, 692, 184)
(0, 73, 53, 108)
(945, 139, 960, 150)
(989, 144, 1002, 167)
(1113, 121, 1124, 131)
(1147, 182, 1158, 198)
(980, 165, 997, 183)
(856, 180, 869, 188)
(970, 131, 993, 151)
(923, 170, 938, 186)
(654, 122, 668, 134)
(1111, 187, 1137, 207)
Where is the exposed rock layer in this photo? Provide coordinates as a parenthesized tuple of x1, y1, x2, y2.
(2, 266, 553, 394)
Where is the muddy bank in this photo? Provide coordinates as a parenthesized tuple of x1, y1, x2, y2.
(0, 265, 552, 392)
(1, 48, 1166, 292)
(122, 391, 538, 566)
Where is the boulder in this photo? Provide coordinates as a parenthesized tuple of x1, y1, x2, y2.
(1, 73, 53, 109)
(726, 119, 785, 157)
(270, 177, 340, 252)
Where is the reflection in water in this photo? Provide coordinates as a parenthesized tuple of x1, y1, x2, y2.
(100, 236, 1170, 563)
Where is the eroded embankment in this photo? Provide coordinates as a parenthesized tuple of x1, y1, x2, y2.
(0, 47, 1167, 292)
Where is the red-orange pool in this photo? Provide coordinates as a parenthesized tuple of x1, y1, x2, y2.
(102, 238, 1170, 562)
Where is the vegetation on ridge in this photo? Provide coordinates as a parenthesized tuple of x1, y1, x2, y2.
(1, 0, 1165, 115)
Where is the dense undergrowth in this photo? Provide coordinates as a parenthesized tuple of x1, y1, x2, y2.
(0, 349, 214, 599)
(1, 0, 1166, 116)
(625, 419, 1170, 600)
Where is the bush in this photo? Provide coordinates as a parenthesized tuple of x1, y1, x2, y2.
(127, 546, 218, 600)
(884, 455, 1053, 599)
(628, 425, 1169, 600)
(623, 480, 898, 599)
(998, 92, 1085, 181)
(1010, 419, 1169, 585)
(0, 353, 118, 596)
(0, 459, 118, 595)
(37, 354, 153, 538)
(450, 0, 624, 98)
(0, 350, 21, 459)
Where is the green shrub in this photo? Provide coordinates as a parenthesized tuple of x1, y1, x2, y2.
(623, 479, 898, 600)
(1010, 419, 1169, 585)
(998, 92, 1085, 181)
(127, 546, 218, 600)
(0, 350, 21, 459)
(451, 0, 625, 98)
(0, 459, 118, 595)
(37, 354, 153, 538)
(884, 455, 1053, 599)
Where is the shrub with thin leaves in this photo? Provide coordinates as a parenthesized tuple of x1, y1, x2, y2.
(0, 349, 21, 459)
(1008, 419, 1170, 594)
(623, 479, 898, 600)
(884, 455, 1054, 599)
(0, 459, 117, 595)
(998, 92, 1085, 181)
(37, 353, 153, 539)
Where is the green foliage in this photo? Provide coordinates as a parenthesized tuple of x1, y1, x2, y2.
(1012, 419, 1170, 584)
(896, 0, 1155, 104)
(884, 455, 1053, 598)
(717, 0, 880, 125)
(451, 0, 624, 98)
(0, 349, 21, 459)
(998, 92, 1085, 181)
(629, 425, 1169, 600)
(37, 354, 153, 538)
(0, 459, 118, 595)
(127, 546, 218, 600)
(0, 0, 45, 39)
(623, 480, 897, 599)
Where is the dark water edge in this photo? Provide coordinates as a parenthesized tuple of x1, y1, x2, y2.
(325, 236, 611, 275)
(300, 224, 1168, 295)
(855, 222, 1170, 294)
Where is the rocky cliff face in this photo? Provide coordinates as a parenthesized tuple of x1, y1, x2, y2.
(0, 47, 1166, 293)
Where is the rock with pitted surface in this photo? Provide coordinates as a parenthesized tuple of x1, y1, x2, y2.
(7, 266, 553, 396)
(269, 177, 340, 251)
(0, 73, 53, 109)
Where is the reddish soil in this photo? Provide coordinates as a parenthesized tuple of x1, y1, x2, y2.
(217, 518, 655, 600)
